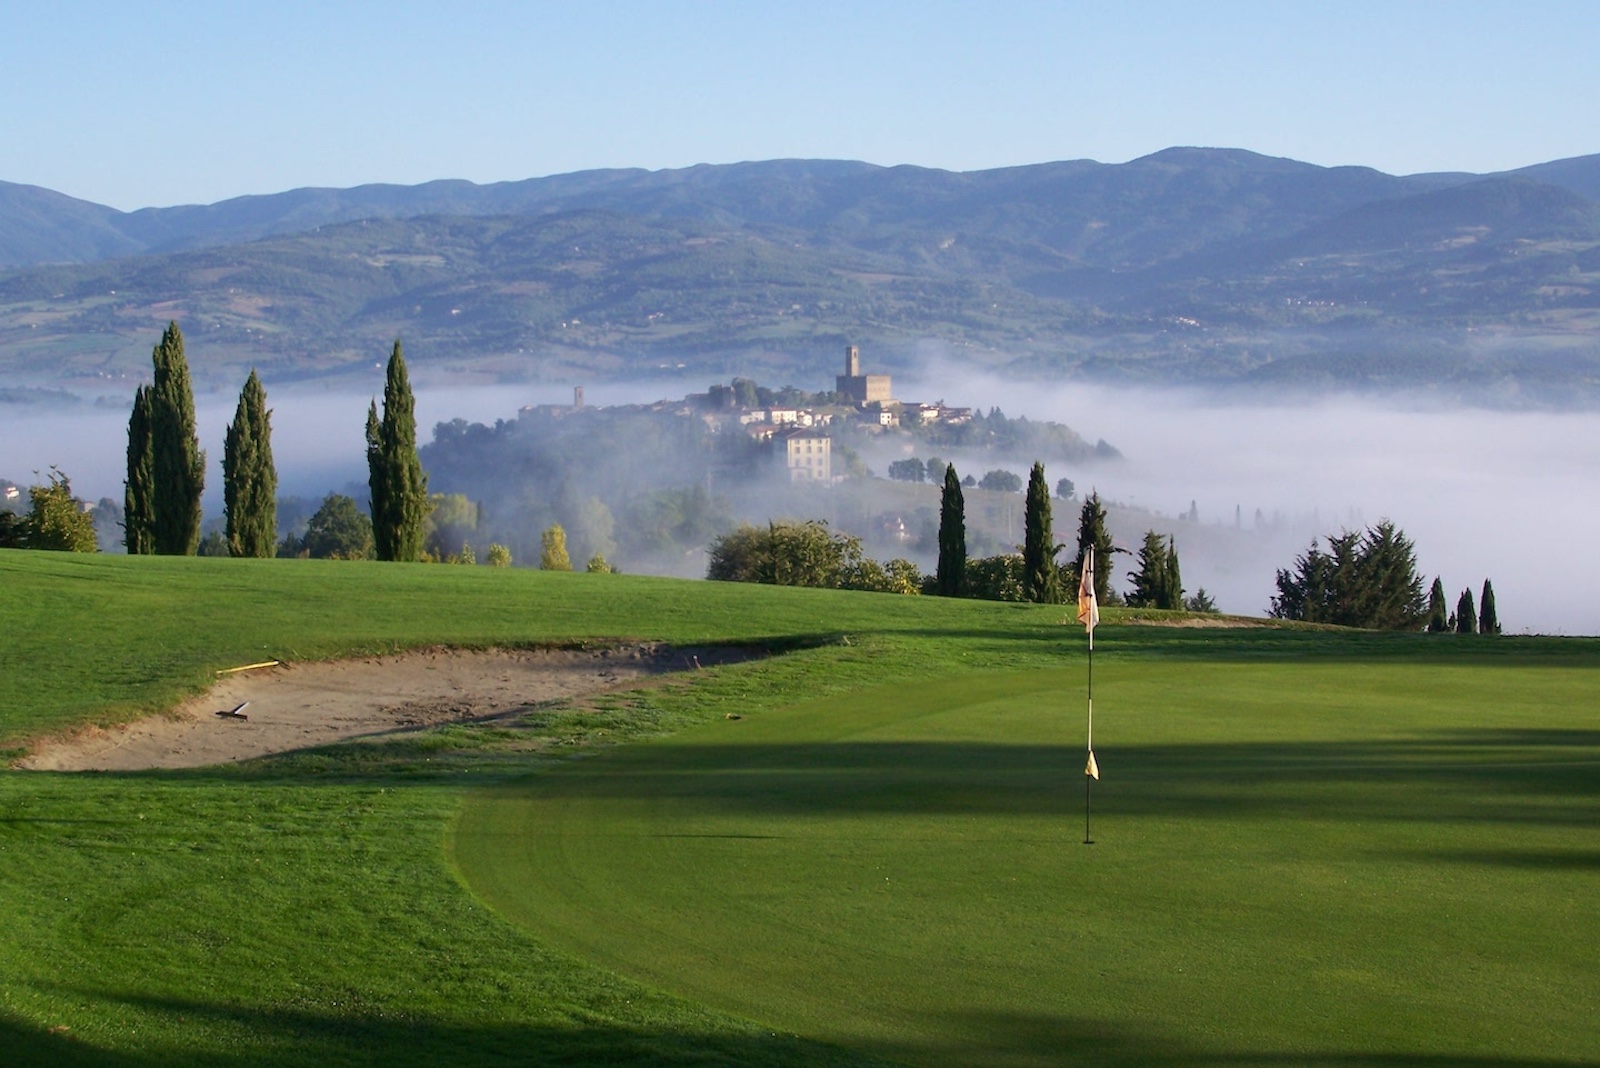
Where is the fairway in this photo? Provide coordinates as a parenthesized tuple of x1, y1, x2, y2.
(457, 659, 1600, 1067)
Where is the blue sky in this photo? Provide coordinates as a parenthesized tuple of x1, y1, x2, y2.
(3, 1, 1596, 210)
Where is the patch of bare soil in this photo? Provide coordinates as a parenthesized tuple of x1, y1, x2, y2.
(19, 644, 748, 773)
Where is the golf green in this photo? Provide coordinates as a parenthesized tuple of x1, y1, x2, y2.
(455, 658, 1600, 1067)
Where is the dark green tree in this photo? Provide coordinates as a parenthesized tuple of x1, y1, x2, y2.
(1426, 577, 1449, 633)
(1455, 588, 1477, 634)
(222, 370, 277, 558)
(936, 462, 966, 597)
(0, 510, 25, 548)
(124, 384, 155, 554)
(149, 322, 205, 555)
(303, 494, 375, 559)
(366, 341, 429, 561)
(1479, 579, 1500, 635)
(1163, 536, 1183, 610)
(1056, 477, 1075, 500)
(1127, 530, 1169, 608)
(1022, 462, 1060, 603)
(1184, 587, 1218, 613)
(1073, 492, 1115, 603)
(1271, 521, 1425, 630)
(707, 520, 863, 588)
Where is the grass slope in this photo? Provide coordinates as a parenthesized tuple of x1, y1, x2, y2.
(2, 549, 1597, 1066)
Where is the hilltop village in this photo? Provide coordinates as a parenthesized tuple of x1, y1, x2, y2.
(519, 345, 1005, 485)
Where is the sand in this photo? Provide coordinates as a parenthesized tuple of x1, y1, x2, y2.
(20, 644, 740, 773)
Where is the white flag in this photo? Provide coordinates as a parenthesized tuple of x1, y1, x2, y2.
(1086, 750, 1100, 780)
(1077, 546, 1100, 633)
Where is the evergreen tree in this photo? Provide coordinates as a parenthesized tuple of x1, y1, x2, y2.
(149, 322, 205, 555)
(1271, 521, 1425, 630)
(1022, 461, 1060, 603)
(366, 341, 429, 561)
(1479, 579, 1500, 634)
(1163, 536, 1183, 610)
(1073, 492, 1115, 603)
(1426, 577, 1449, 632)
(124, 384, 155, 554)
(936, 462, 966, 597)
(223, 370, 277, 558)
(1455, 588, 1477, 634)
(1126, 530, 1169, 608)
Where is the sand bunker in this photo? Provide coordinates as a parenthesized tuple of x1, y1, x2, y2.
(21, 644, 742, 773)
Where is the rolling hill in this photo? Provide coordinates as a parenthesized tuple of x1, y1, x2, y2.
(3, 148, 1600, 403)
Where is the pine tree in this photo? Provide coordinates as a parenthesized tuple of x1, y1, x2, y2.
(1073, 491, 1115, 603)
(1455, 588, 1477, 634)
(366, 341, 429, 561)
(1126, 531, 1169, 608)
(1022, 461, 1059, 603)
(1427, 577, 1449, 632)
(124, 384, 155, 554)
(223, 370, 277, 557)
(1479, 579, 1500, 634)
(149, 322, 205, 554)
(936, 462, 966, 597)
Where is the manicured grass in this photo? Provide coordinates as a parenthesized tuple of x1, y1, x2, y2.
(3, 548, 1598, 1065)
(457, 663, 1600, 1067)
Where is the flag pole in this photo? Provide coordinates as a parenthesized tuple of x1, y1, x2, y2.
(1078, 545, 1099, 846)
(1085, 624, 1094, 845)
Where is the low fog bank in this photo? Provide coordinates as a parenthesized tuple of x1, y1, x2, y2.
(900, 368, 1600, 635)
(0, 378, 697, 507)
(6, 371, 1599, 636)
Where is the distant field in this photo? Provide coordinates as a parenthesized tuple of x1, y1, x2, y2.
(2, 549, 1597, 1066)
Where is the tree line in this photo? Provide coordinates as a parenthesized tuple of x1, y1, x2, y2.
(708, 458, 1217, 610)
(1269, 521, 1501, 632)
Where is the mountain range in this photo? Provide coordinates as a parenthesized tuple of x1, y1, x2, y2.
(3, 147, 1599, 405)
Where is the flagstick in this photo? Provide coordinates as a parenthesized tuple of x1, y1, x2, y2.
(1084, 625, 1094, 845)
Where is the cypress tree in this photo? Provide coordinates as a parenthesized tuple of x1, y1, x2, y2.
(1074, 491, 1115, 603)
(1479, 579, 1500, 634)
(149, 322, 205, 554)
(124, 384, 155, 554)
(366, 341, 429, 562)
(1022, 461, 1059, 603)
(223, 369, 277, 557)
(936, 462, 966, 597)
(1426, 577, 1449, 632)
(1455, 588, 1477, 635)
(1163, 536, 1183, 610)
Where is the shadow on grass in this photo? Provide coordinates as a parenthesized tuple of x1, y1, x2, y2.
(476, 728, 1600, 833)
(8, 1002, 1594, 1068)
(0, 1001, 880, 1068)
(877, 623, 1600, 665)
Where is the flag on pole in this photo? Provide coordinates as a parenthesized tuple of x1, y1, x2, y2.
(1085, 750, 1100, 780)
(1077, 546, 1100, 633)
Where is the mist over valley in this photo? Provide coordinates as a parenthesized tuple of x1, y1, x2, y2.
(5, 363, 1593, 634)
